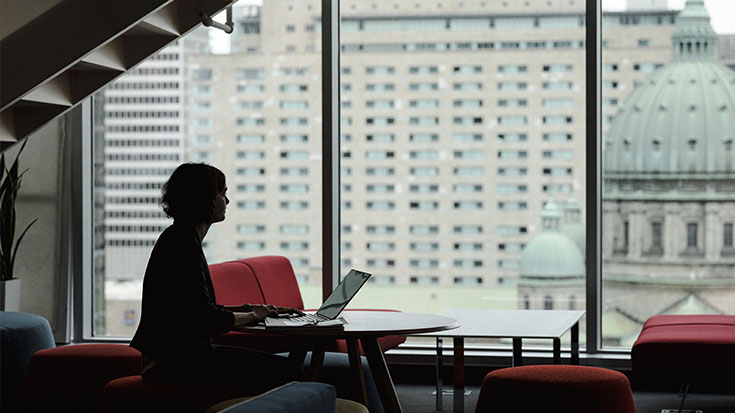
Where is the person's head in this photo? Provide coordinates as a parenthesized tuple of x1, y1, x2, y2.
(160, 163, 228, 224)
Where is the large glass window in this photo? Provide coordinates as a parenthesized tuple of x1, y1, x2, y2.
(601, 0, 735, 348)
(86, 0, 735, 355)
(339, 0, 586, 349)
(92, 3, 323, 337)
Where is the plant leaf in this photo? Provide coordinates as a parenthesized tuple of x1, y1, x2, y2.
(9, 218, 37, 280)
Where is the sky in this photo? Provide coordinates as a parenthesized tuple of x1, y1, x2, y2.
(208, 0, 734, 52)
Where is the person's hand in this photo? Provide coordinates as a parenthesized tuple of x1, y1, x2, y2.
(274, 306, 305, 315)
(250, 304, 279, 321)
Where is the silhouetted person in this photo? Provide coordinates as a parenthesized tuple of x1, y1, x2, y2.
(130, 163, 305, 393)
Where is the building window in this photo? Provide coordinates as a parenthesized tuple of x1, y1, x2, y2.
(686, 222, 698, 249)
(724, 223, 734, 248)
(649, 222, 664, 255)
(544, 296, 554, 310)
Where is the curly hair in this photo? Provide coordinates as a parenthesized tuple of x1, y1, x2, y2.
(160, 163, 226, 222)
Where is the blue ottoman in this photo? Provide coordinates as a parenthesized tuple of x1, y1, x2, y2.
(0, 311, 55, 413)
(208, 382, 337, 413)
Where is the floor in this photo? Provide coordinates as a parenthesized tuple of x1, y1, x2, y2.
(394, 384, 735, 413)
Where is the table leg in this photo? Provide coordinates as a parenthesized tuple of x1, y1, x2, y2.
(362, 336, 402, 413)
(512, 338, 523, 367)
(310, 340, 326, 381)
(453, 337, 464, 413)
(436, 337, 443, 410)
(288, 338, 309, 367)
(346, 338, 369, 410)
(571, 322, 580, 365)
(553, 338, 561, 364)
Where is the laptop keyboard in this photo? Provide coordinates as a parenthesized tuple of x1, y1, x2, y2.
(283, 314, 326, 323)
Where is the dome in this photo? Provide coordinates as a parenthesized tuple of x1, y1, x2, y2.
(519, 201, 585, 278)
(604, 0, 735, 176)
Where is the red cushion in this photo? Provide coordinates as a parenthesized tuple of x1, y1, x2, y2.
(240, 256, 304, 309)
(475, 365, 635, 413)
(642, 314, 735, 329)
(21, 344, 141, 413)
(209, 260, 265, 306)
(632, 315, 735, 384)
(97, 375, 246, 413)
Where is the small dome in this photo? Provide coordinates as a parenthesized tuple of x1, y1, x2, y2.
(520, 200, 585, 278)
(519, 233, 585, 278)
(561, 223, 585, 256)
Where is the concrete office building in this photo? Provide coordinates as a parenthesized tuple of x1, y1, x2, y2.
(185, 0, 675, 290)
(97, 31, 209, 333)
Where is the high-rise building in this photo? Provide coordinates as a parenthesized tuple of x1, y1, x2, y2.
(96, 30, 210, 334)
(187, 0, 675, 289)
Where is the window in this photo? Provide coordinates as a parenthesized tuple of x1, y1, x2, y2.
(410, 243, 439, 252)
(686, 223, 698, 249)
(724, 223, 734, 249)
(498, 64, 527, 73)
(192, 68, 212, 80)
(236, 67, 265, 80)
(237, 224, 266, 234)
(411, 133, 439, 142)
(498, 82, 527, 91)
(410, 184, 439, 193)
(543, 81, 573, 90)
(85, 0, 729, 359)
(366, 134, 395, 143)
(410, 99, 439, 108)
(498, 99, 527, 108)
(410, 150, 439, 160)
(452, 133, 482, 142)
(409, 65, 438, 74)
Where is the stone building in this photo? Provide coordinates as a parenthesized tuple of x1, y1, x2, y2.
(602, 0, 735, 346)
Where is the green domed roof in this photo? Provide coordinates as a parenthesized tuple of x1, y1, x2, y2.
(604, 0, 735, 176)
(520, 201, 585, 278)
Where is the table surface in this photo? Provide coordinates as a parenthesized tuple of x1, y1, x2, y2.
(417, 309, 585, 338)
(236, 310, 460, 336)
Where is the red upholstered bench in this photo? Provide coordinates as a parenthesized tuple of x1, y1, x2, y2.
(97, 375, 248, 413)
(21, 344, 142, 413)
(475, 365, 636, 413)
(210, 255, 406, 354)
(632, 314, 735, 387)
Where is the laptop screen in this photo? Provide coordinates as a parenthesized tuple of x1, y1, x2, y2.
(316, 269, 371, 319)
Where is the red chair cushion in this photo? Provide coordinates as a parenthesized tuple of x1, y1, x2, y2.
(210, 260, 265, 306)
(475, 365, 635, 413)
(240, 256, 304, 309)
(632, 315, 735, 385)
(21, 344, 141, 413)
(97, 375, 246, 413)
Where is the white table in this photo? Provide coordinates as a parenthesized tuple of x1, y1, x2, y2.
(239, 311, 459, 413)
(417, 309, 585, 412)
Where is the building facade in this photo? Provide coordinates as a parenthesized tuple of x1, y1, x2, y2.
(188, 0, 675, 289)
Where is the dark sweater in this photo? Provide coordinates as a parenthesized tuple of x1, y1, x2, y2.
(130, 222, 234, 360)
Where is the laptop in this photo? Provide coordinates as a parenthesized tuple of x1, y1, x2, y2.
(264, 269, 371, 327)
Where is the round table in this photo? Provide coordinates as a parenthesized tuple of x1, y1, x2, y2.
(236, 311, 459, 413)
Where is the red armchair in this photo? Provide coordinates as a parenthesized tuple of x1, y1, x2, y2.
(210, 255, 406, 355)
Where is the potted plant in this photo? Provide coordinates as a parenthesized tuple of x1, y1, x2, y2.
(0, 140, 37, 311)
